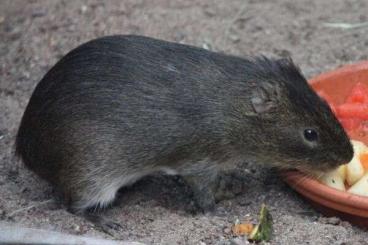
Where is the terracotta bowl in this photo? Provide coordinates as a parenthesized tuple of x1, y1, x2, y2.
(282, 61, 368, 227)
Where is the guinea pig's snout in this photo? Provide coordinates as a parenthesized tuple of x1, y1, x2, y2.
(329, 148, 354, 167)
(340, 142, 354, 164)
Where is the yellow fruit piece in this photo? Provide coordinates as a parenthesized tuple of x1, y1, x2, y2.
(346, 156, 365, 186)
(319, 168, 346, 191)
(351, 140, 368, 154)
(337, 164, 347, 180)
(346, 140, 368, 186)
(348, 172, 368, 197)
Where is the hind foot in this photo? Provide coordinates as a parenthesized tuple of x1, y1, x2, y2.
(67, 199, 124, 238)
(84, 212, 124, 238)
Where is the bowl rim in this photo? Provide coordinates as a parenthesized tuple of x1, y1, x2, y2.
(309, 60, 368, 85)
(281, 170, 368, 210)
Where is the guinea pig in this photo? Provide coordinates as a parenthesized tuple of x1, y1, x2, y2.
(16, 35, 353, 228)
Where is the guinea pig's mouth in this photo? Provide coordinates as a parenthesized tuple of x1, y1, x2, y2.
(293, 162, 347, 180)
(281, 161, 343, 180)
(292, 166, 325, 179)
(267, 157, 344, 179)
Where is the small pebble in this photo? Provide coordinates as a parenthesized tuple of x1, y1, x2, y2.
(215, 207, 228, 217)
(223, 227, 231, 234)
(229, 35, 240, 43)
(318, 216, 340, 225)
(81, 5, 88, 13)
(72, 224, 81, 232)
(202, 43, 212, 50)
(230, 237, 250, 245)
(203, 8, 216, 17)
(237, 198, 251, 206)
(0, 209, 5, 218)
(340, 221, 352, 229)
(31, 10, 46, 18)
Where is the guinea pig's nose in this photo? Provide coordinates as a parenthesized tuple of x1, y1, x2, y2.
(331, 150, 353, 166)
(329, 152, 346, 166)
(341, 146, 354, 164)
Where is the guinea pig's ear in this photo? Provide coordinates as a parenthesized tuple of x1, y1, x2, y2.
(251, 82, 282, 114)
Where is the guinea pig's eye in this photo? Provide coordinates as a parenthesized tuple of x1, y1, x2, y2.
(303, 128, 318, 142)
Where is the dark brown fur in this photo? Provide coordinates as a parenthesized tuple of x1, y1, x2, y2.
(16, 35, 353, 214)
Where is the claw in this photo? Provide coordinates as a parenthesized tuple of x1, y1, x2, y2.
(84, 213, 124, 239)
(104, 220, 123, 231)
(99, 221, 122, 237)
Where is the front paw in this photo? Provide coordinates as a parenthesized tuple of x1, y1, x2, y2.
(193, 192, 216, 213)
(214, 172, 245, 202)
(186, 193, 216, 214)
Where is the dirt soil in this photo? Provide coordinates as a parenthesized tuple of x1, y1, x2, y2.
(1, 0, 368, 244)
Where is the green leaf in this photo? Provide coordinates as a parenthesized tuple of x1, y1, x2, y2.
(248, 204, 273, 242)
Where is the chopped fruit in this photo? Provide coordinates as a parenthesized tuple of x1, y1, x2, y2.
(338, 118, 362, 131)
(314, 83, 368, 197)
(345, 82, 368, 104)
(360, 153, 368, 170)
(351, 139, 368, 153)
(319, 168, 346, 191)
(232, 223, 254, 236)
(348, 172, 368, 197)
(346, 155, 365, 186)
(316, 90, 337, 113)
(317, 90, 334, 105)
(337, 103, 368, 120)
(337, 164, 347, 180)
(345, 141, 368, 185)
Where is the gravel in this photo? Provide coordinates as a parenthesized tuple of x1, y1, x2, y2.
(1, 0, 368, 244)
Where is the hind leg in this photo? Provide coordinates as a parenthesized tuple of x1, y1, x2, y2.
(65, 178, 126, 238)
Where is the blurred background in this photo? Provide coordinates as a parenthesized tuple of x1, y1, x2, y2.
(1, 1, 368, 244)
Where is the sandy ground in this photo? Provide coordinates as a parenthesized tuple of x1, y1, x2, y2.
(1, 0, 368, 244)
